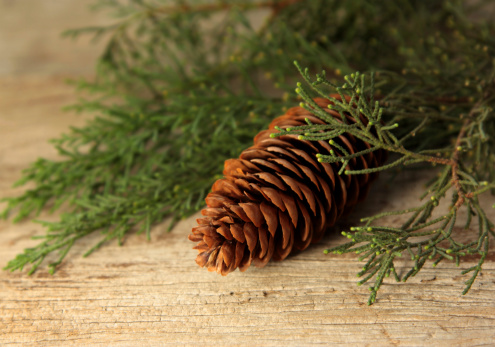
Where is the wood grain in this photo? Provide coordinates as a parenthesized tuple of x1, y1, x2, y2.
(1, 77, 494, 346)
(0, 0, 110, 77)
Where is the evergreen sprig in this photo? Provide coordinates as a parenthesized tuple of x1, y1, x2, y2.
(2, 0, 495, 304)
(276, 66, 495, 305)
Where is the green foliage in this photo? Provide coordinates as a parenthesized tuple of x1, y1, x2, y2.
(2, 0, 495, 304)
(279, 66, 495, 305)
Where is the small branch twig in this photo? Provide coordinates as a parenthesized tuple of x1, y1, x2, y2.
(451, 99, 484, 209)
(152, 0, 302, 16)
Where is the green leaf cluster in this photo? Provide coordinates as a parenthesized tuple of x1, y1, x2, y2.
(283, 67, 495, 305)
(2, 0, 495, 304)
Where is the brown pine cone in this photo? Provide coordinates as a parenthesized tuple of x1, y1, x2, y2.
(189, 96, 387, 275)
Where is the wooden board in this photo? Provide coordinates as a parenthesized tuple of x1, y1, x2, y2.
(1, 76, 495, 346)
(1, 1, 495, 345)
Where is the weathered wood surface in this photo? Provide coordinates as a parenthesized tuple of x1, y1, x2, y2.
(0, 0, 109, 77)
(1, 76, 495, 347)
(1, 1, 495, 345)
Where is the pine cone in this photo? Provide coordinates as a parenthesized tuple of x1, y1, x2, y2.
(189, 96, 387, 275)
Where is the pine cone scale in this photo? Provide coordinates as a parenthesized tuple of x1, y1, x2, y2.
(243, 222, 258, 252)
(239, 202, 264, 228)
(258, 202, 276, 238)
(230, 223, 246, 243)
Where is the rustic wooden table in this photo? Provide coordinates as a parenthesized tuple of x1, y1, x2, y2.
(1, 1, 494, 346)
